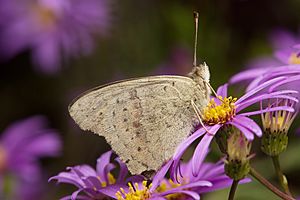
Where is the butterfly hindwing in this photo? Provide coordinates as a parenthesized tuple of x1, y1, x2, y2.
(69, 75, 209, 174)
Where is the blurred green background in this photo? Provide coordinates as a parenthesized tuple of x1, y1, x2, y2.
(1, 0, 300, 199)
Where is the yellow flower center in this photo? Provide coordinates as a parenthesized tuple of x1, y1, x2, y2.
(156, 179, 186, 200)
(116, 181, 151, 200)
(203, 96, 237, 125)
(262, 112, 292, 134)
(288, 52, 300, 64)
(98, 173, 116, 187)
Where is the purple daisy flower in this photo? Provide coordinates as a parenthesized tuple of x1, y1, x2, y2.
(0, 115, 61, 200)
(271, 29, 300, 65)
(103, 158, 234, 200)
(0, 0, 111, 74)
(260, 97, 298, 154)
(244, 29, 300, 70)
(229, 30, 300, 93)
(229, 65, 300, 104)
(101, 139, 250, 200)
(111, 162, 212, 200)
(49, 151, 136, 200)
(171, 78, 297, 176)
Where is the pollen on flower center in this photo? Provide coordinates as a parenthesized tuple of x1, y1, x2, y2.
(156, 179, 186, 200)
(288, 52, 300, 64)
(261, 98, 297, 134)
(203, 96, 237, 125)
(116, 181, 151, 200)
(97, 172, 116, 187)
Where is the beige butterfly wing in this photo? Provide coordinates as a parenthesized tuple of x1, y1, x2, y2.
(69, 75, 210, 174)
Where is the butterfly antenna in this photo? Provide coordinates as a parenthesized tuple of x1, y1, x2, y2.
(193, 11, 199, 67)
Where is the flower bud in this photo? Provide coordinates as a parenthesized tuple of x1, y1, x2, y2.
(215, 125, 235, 154)
(261, 99, 297, 156)
(224, 128, 252, 180)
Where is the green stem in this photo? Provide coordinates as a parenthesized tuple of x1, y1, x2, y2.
(228, 180, 239, 200)
(272, 155, 292, 196)
(250, 167, 295, 200)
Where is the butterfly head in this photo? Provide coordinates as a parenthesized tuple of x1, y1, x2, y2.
(188, 62, 210, 84)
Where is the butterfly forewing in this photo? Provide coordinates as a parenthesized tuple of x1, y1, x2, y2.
(69, 75, 209, 174)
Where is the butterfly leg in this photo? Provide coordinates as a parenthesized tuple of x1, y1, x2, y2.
(201, 81, 217, 97)
(190, 100, 211, 134)
(203, 81, 226, 104)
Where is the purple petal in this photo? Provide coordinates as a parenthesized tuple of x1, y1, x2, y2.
(268, 75, 300, 92)
(71, 188, 86, 200)
(96, 151, 112, 180)
(196, 178, 233, 194)
(1, 116, 48, 149)
(246, 66, 300, 91)
(198, 177, 251, 194)
(198, 162, 224, 179)
(294, 44, 300, 49)
(216, 84, 228, 97)
(83, 176, 102, 189)
(246, 75, 265, 92)
(20, 131, 61, 157)
(71, 165, 97, 177)
(192, 125, 221, 176)
(99, 184, 128, 198)
(173, 128, 206, 160)
(229, 68, 270, 84)
(125, 175, 144, 183)
(171, 128, 207, 179)
(236, 90, 298, 112)
(150, 160, 173, 192)
(236, 77, 286, 104)
(60, 195, 91, 200)
(49, 173, 84, 189)
(274, 49, 291, 64)
(160, 189, 200, 200)
(229, 121, 254, 141)
(236, 115, 262, 137)
(70, 167, 97, 188)
(228, 121, 254, 140)
(270, 29, 297, 49)
(104, 163, 116, 183)
(176, 180, 212, 190)
(31, 35, 61, 74)
(240, 106, 294, 116)
(115, 157, 128, 183)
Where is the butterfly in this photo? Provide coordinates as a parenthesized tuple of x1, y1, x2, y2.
(69, 63, 210, 175)
(68, 12, 211, 176)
